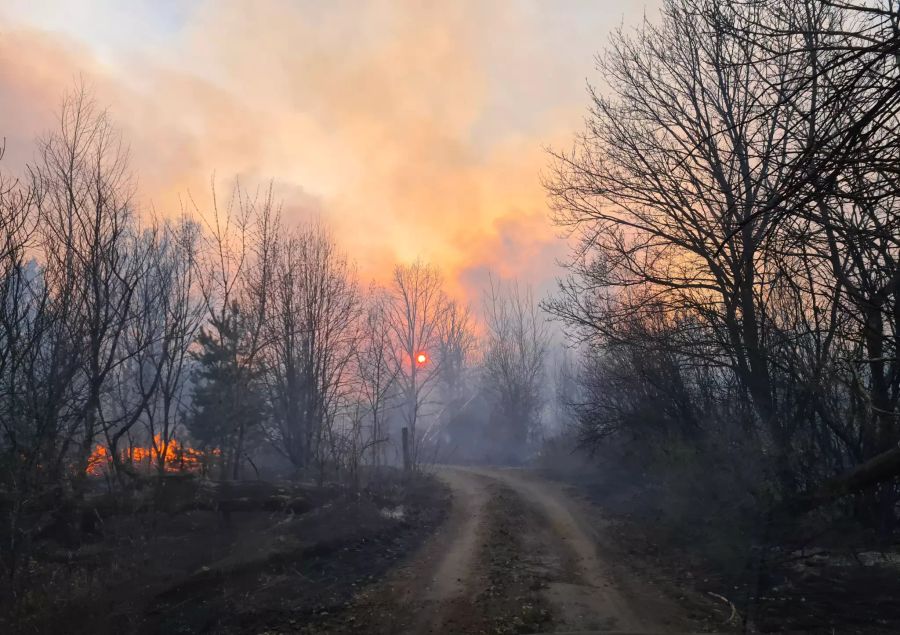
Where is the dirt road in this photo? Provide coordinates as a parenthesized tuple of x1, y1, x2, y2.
(337, 466, 721, 634)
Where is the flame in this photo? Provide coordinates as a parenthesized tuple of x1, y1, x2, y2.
(86, 435, 219, 476)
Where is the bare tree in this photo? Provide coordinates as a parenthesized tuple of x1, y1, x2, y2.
(262, 221, 361, 476)
(750, 0, 900, 520)
(482, 277, 549, 461)
(356, 287, 399, 467)
(543, 0, 848, 488)
(140, 216, 204, 474)
(437, 299, 477, 407)
(33, 85, 152, 486)
(0, 142, 50, 580)
(386, 260, 448, 469)
(547, 0, 900, 526)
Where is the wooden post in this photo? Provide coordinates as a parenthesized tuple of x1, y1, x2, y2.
(402, 427, 411, 472)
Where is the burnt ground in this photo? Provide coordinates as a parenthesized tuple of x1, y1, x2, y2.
(3, 474, 449, 635)
(13, 463, 895, 634)
(540, 466, 900, 634)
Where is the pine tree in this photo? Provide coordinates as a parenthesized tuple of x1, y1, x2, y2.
(187, 302, 265, 479)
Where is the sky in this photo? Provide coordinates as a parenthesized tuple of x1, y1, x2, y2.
(0, 0, 658, 303)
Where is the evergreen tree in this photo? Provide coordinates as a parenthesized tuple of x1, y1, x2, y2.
(187, 301, 265, 479)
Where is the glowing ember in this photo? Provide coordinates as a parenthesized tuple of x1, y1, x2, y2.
(86, 435, 217, 476)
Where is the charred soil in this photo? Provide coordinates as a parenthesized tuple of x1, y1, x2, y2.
(2, 472, 449, 635)
(539, 459, 900, 634)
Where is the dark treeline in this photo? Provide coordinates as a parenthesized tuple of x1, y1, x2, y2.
(547, 0, 900, 535)
(0, 86, 551, 590)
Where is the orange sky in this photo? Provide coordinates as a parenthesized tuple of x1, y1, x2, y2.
(0, 0, 657, 302)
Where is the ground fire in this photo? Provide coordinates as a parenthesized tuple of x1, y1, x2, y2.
(86, 435, 218, 476)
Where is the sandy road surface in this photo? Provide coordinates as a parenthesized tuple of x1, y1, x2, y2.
(338, 465, 717, 634)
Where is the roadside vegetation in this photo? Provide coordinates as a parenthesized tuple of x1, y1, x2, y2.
(542, 1, 900, 632)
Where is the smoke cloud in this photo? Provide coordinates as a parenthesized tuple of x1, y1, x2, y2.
(0, 0, 657, 301)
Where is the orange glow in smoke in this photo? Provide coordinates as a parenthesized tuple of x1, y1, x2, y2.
(86, 435, 218, 476)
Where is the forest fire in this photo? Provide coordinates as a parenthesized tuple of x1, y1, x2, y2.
(86, 436, 217, 476)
